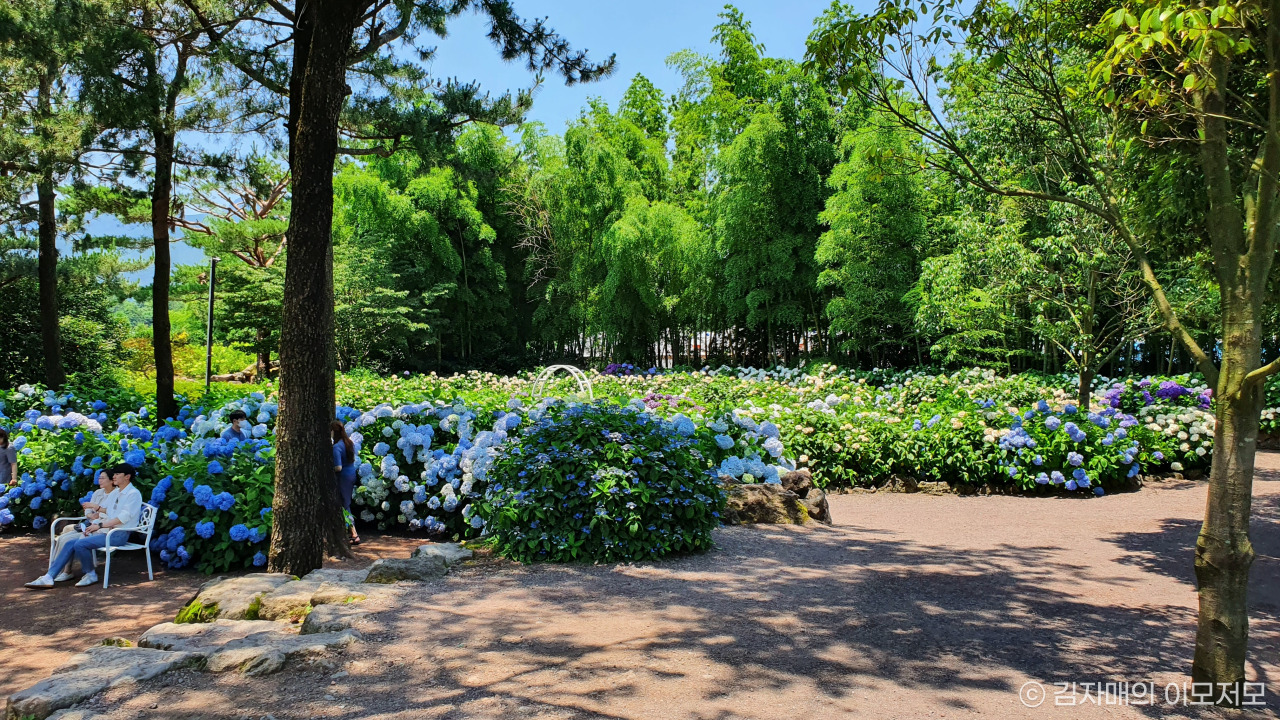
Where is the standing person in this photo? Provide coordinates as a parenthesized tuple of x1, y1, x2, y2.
(0, 429, 17, 486)
(26, 463, 143, 589)
(48, 470, 117, 581)
(221, 410, 250, 441)
(331, 421, 361, 546)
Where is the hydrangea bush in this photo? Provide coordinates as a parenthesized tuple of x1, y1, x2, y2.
(476, 401, 726, 563)
(0, 364, 1255, 572)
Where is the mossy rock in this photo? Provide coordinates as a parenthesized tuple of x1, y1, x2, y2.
(175, 600, 220, 625)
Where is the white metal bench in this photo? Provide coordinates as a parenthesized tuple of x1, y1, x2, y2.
(95, 502, 157, 588)
(50, 503, 157, 587)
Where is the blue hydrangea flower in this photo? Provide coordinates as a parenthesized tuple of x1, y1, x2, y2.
(207, 460, 224, 475)
(671, 414, 696, 436)
(215, 492, 235, 512)
(229, 524, 250, 542)
(253, 552, 267, 567)
(196, 520, 216, 539)
(193, 485, 214, 508)
(124, 449, 146, 467)
(1044, 416, 1062, 432)
(718, 456, 745, 478)
(714, 434, 735, 450)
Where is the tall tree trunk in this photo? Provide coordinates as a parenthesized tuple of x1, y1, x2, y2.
(36, 70, 65, 390)
(1078, 363, 1094, 412)
(256, 327, 270, 379)
(269, 1, 362, 576)
(37, 167, 65, 389)
(152, 129, 178, 420)
(1193, 329, 1261, 695)
(1188, 42, 1276, 697)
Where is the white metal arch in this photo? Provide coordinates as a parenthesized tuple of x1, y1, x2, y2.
(532, 364, 594, 402)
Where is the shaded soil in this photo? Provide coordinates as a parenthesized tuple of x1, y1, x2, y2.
(0, 531, 422, 697)
(4, 457, 1279, 720)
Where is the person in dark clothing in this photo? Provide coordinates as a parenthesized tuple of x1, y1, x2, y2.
(331, 420, 361, 545)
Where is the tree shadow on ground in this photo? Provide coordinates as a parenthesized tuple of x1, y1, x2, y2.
(305, 515, 1278, 719)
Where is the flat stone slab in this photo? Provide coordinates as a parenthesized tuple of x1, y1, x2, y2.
(257, 580, 322, 621)
(7, 646, 200, 720)
(310, 581, 370, 606)
(256, 576, 379, 620)
(47, 710, 106, 720)
(300, 603, 368, 635)
(180, 573, 296, 621)
(301, 567, 370, 584)
(364, 555, 447, 584)
(138, 620, 359, 677)
(411, 542, 474, 566)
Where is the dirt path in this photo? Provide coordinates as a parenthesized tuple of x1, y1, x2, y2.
(0, 532, 422, 697)
(6, 458, 1279, 720)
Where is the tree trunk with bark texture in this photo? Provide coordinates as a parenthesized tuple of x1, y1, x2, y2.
(36, 70, 65, 390)
(152, 130, 178, 420)
(1188, 41, 1276, 699)
(1193, 343, 1260, 694)
(268, 1, 361, 576)
(37, 169, 65, 390)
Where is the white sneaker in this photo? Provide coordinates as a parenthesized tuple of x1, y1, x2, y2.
(53, 571, 75, 582)
(75, 572, 99, 587)
(25, 575, 55, 589)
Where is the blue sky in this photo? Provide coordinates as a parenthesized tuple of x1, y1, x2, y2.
(111, 0, 844, 285)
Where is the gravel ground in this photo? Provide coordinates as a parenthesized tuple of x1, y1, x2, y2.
(6, 456, 1279, 720)
(0, 532, 423, 697)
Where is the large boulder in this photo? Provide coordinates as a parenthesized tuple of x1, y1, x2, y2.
(363, 554, 448, 584)
(411, 542, 473, 566)
(6, 646, 200, 720)
(256, 581, 322, 621)
(177, 573, 296, 622)
(720, 480, 809, 525)
(780, 469, 832, 524)
(139, 620, 359, 677)
(301, 567, 370, 584)
(300, 603, 367, 636)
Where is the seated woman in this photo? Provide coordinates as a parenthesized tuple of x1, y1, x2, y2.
(48, 470, 117, 581)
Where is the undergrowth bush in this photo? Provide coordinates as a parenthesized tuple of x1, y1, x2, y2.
(477, 401, 726, 563)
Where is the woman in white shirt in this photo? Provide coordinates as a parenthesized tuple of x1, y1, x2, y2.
(48, 471, 117, 581)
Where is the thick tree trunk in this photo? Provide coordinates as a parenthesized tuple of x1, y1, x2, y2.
(1191, 315, 1261, 697)
(269, 1, 361, 575)
(1188, 42, 1275, 699)
(37, 168, 65, 389)
(1077, 366, 1094, 412)
(36, 70, 65, 390)
(152, 130, 178, 420)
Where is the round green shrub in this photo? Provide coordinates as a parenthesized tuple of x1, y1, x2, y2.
(477, 401, 725, 563)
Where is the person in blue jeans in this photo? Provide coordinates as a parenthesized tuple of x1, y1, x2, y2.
(331, 421, 361, 546)
(26, 463, 143, 589)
